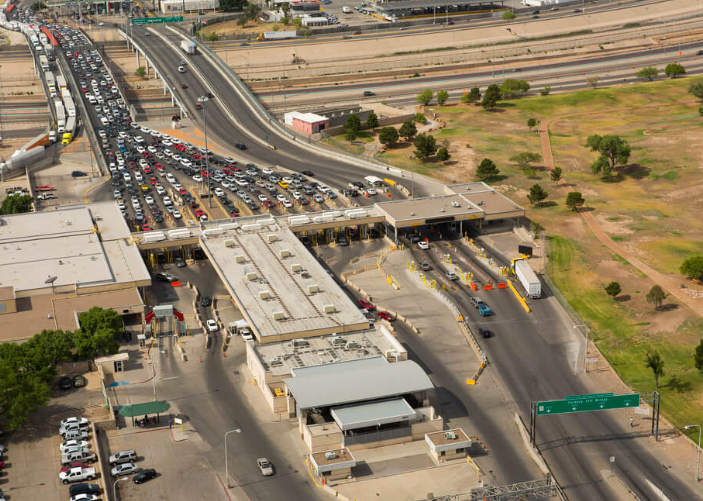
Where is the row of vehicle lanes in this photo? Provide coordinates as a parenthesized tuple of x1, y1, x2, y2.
(53, 26, 358, 232)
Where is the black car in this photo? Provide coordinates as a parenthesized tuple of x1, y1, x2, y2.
(302, 170, 314, 176)
(479, 328, 492, 338)
(200, 296, 211, 307)
(698, 50, 703, 55)
(133, 469, 157, 484)
(154, 272, 175, 282)
(72, 170, 88, 177)
(59, 376, 72, 390)
(69, 483, 100, 497)
(363, 91, 375, 97)
(234, 143, 247, 150)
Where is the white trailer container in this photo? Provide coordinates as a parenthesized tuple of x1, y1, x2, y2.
(514, 260, 541, 298)
(257, 30, 297, 41)
(64, 96, 76, 117)
(65, 116, 76, 135)
(56, 74, 67, 91)
(180, 40, 196, 54)
(55, 100, 66, 131)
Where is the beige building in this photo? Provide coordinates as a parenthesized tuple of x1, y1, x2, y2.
(309, 448, 356, 482)
(425, 428, 472, 464)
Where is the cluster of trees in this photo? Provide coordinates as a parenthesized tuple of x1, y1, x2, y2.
(0, 193, 33, 215)
(234, 2, 261, 25)
(603, 281, 667, 310)
(634, 64, 686, 82)
(0, 307, 123, 429)
(416, 89, 450, 106)
(219, 0, 249, 11)
(680, 256, 703, 282)
(458, 81, 531, 110)
(343, 112, 379, 141)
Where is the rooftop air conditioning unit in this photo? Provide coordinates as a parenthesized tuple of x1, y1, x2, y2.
(331, 336, 345, 345)
(323, 303, 336, 314)
(224, 238, 235, 248)
(267, 233, 277, 243)
(477, 200, 485, 206)
(272, 310, 285, 320)
(307, 283, 319, 294)
(345, 340, 359, 350)
(235, 254, 246, 263)
(451, 201, 460, 208)
(269, 359, 283, 367)
(293, 339, 309, 348)
(325, 451, 337, 460)
(445, 431, 457, 440)
(291, 263, 302, 273)
(279, 249, 290, 258)
(246, 269, 258, 281)
(259, 290, 271, 300)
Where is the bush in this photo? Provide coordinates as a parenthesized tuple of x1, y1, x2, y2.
(502, 10, 516, 20)
(539, 85, 551, 96)
(414, 113, 427, 124)
(437, 147, 450, 161)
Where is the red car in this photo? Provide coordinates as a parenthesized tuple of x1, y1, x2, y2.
(188, 200, 199, 209)
(143, 167, 152, 174)
(181, 83, 188, 89)
(378, 311, 395, 322)
(154, 163, 163, 169)
(359, 299, 375, 311)
(263, 200, 275, 208)
(192, 154, 202, 160)
(141, 224, 152, 231)
(195, 102, 202, 110)
(194, 209, 205, 218)
(178, 187, 188, 195)
(60, 462, 90, 473)
(150, 177, 158, 185)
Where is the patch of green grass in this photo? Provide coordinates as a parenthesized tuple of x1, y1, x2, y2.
(433, 107, 467, 114)
(662, 171, 679, 181)
(437, 126, 483, 138)
(548, 235, 703, 437)
(606, 216, 622, 222)
(611, 236, 627, 242)
(612, 254, 631, 266)
(639, 238, 703, 274)
(671, 231, 683, 237)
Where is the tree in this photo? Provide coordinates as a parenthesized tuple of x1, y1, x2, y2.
(207, 32, 219, 41)
(25, 329, 74, 366)
(689, 82, 703, 101)
(399, 120, 417, 140)
(604, 281, 621, 298)
(586, 75, 600, 88)
(0, 193, 33, 215)
(565, 191, 585, 211)
(365, 112, 379, 130)
(437, 147, 450, 161)
(476, 158, 500, 182)
(510, 151, 541, 173)
(539, 85, 551, 96)
(414, 113, 427, 124)
(527, 184, 548, 205)
(481, 84, 501, 110)
(527, 118, 537, 132)
(219, 0, 247, 10)
(378, 127, 399, 147)
(280, 1, 291, 16)
(700, 107, 703, 117)
(646, 285, 666, 310)
(436, 90, 449, 106)
(664, 63, 685, 78)
(502, 10, 516, 20)
(417, 89, 433, 106)
(644, 350, 665, 392)
(461, 87, 481, 104)
(413, 134, 437, 161)
(135, 66, 146, 78)
(585, 134, 631, 177)
(31, 1, 47, 11)
(343, 114, 361, 141)
(294, 17, 302, 27)
(694, 339, 703, 374)
(500, 79, 530, 99)
(73, 307, 122, 358)
(550, 166, 563, 183)
(636, 66, 658, 81)
(679, 256, 703, 281)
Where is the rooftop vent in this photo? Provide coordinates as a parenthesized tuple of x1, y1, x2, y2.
(307, 283, 319, 294)
(345, 340, 359, 350)
(259, 290, 271, 300)
(279, 249, 290, 258)
(291, 263, 302, 273)
(272, 310, 285, 320)
(269, 359, 283, 367)
(451, 201, 460, 208)
(293, 339, 309, 348)
(224, 238, 235, 248)
(445, 431, 457, 440)
(331, 336, 345, 345)
(325, 451, 338, 460)
(267, 233, 277, 243)
(245, 269, 258, 281)
(477, 200, 484, 206)
(235, 254, 246, 263)
(323, 303, 336, 314)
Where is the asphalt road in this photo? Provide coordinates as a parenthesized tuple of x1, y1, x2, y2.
(123, 25, 441, 200)
(403, 232, 698, 501)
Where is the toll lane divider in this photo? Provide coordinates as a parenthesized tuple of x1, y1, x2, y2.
(507, 280, 531, 313)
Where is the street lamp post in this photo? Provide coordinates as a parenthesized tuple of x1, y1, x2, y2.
(198, 96, 211, 209)
(574, 324, 589, 372)
(224, 428, 241, 488)
(114, 476, 128, 500)
(685, 424, 701, 481)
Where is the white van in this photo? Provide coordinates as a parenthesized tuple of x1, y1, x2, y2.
(342, 6, 352, 13)
(178, 66, 186, 73)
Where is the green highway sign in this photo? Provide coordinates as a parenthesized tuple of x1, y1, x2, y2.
(132, 16, 182, 25)
(537, 393, 639, 416)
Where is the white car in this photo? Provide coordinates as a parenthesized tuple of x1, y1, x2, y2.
(240, 329, 254, 341)
(418, 241, 429, 250)
(144, 195, 155, 205)
(60, 440, 89, 453)
(111, 462, 138, 477)
(262, 168, 273, 175)
(61, 444, 90, 456)
(214, 188, 225, 197)
(70, 495, 98, 501)
(163, 197, 172, 206)
(173, 210, 182, 219)
(206, 319, 219, 332)
(61, 417, 89, 428)
(192, 175, 203, 183)
(282, 199, 293, 208)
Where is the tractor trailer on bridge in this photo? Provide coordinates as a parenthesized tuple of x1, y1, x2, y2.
(514, 260, 541, 299)
(180, 40, 196, 54)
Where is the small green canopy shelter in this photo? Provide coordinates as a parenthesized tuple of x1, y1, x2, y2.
(118, 401, 171, 427)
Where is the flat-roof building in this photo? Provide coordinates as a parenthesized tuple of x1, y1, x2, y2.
(284, 111, 330, 134)
(0, 202, 150, 340)
(200, 220, 368, 343)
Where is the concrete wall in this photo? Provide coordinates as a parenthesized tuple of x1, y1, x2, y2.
(0, 298, 17, 315)
(411, 416, 444, 440)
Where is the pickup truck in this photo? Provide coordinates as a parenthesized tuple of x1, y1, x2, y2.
(59, 466, 96, 484)
(477, 304, 493, 316)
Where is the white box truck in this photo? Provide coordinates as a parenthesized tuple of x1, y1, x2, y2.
(180, 40, 196, 54)
(514, 260, 541, 298)
(256, 30, 297, 41)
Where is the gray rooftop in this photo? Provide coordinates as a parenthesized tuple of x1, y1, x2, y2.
(376, 194, 483, 227)
(256, 327, 406, 377)
(0, 203, 150, 293)
(445, 182, 525, 219)
(201, 222, 368, 341)
(284, 359, 433, 410)
(331, 398, 416, 431)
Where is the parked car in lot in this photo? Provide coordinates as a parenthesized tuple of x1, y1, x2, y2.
(111, 462, 139, 477)
(59, 376, 73, 390)
(109, 449, 137, 465)
(70, 494, 98, 501)
(60, 440, 90, 453)
(73, 375, 86, 387)
(60, 418, 89, 429)
(68, 483, 101, 497)
(257, 458, 274, 476)
(359, 298, 375, 311)
(132, 468, 157, 484)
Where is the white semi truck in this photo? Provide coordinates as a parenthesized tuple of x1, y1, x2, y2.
(180, 40, 196, 54)
(514, 260, 541, 298)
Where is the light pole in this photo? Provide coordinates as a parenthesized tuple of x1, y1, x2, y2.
(224, 428, 241, 488)
(113, 476, 128, 500)
(685, 424, 701, 481)
(197, 95, 211, 209)
(574, 324, 589, 372)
